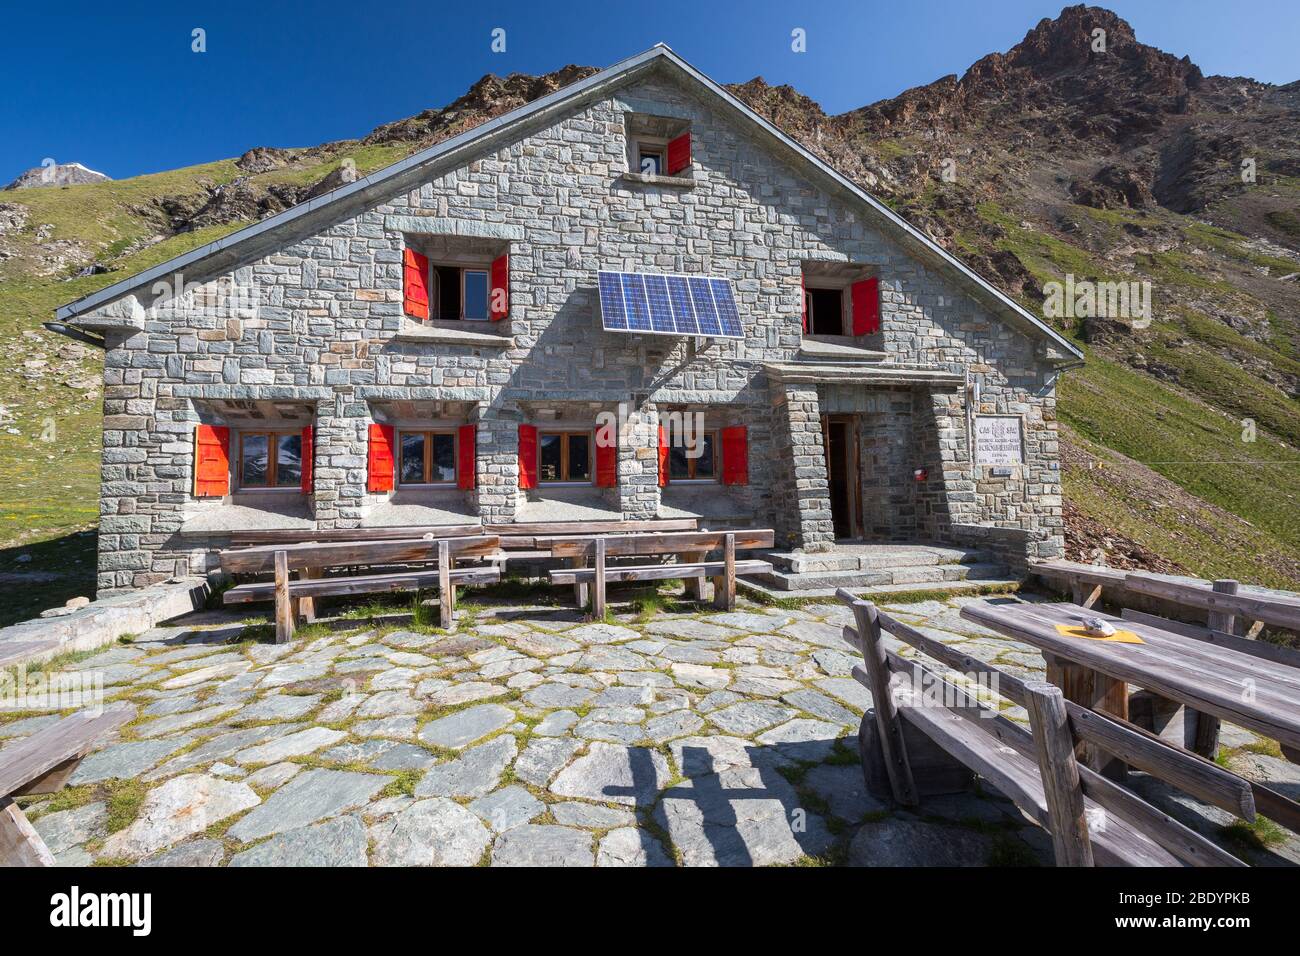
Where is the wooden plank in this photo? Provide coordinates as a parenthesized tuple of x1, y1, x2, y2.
(274, 550, 294, 644)
(224, 567, 500, 603)
(0, 708, 133, 798)
(837, 589, 918, 806)
(1121, 607, 1300, 669)
(713, 532, 736, 611)
(550, 560, 772, 585)
(1033, 561, 1129, 589)
(220, 534, 500, 574)
(592, 537, 606, 619)
(876, 657, 1241, 866)
(1125, 572, 1300, 631)
(488, 518, 697, 537)
(438, 540, 453, 631)
(547, 529, 774, 559)
(0, 797, 54, 867)
(1024, 681, 1093, 866)
(859, 610, 1257, 821)
(226, 524, 484, 545)
(960, 601, 1300, 751)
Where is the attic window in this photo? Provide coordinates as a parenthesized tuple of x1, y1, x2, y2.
(625, 113, 692, 179)
(637, 145, 665, 177)
(806, 287, 845, 336)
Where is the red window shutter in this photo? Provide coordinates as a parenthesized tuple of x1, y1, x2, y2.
(595, 435, 618, 487)
(518, 424, 538, 490)
(194, 425, 230, 497)
(721, 425, 749, 486)
(801, 273, 808, 333)
(657, 425, 669, 487)
(403, 248, 430, 321)
(457, 424, 476, 490)
(490, 254, 509, 321)
(367, 423, 395, 492)
(300, 425, 314, 494)
(666, 132, 691, 175)
(852, 277, 880, 335)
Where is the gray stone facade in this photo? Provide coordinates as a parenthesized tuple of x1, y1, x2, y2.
(70, 60, 1071, 594)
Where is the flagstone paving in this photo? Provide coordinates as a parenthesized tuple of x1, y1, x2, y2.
(4, 590, 1297, 866)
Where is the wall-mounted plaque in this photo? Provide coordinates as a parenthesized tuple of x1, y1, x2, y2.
(974, 415, 1024, 467)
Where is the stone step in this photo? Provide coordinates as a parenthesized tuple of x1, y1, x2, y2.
(739, 575, 1024, 603)
(763, 544, 994, 575)
(757, 560, 1010, 592)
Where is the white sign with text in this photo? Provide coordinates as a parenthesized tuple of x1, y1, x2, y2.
(974, 415, 1023, 466)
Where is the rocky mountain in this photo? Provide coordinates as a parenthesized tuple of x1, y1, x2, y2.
(5, 161, 110, 190)
(1, 4, 1297, 616)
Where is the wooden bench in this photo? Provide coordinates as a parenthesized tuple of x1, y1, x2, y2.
(220, 534, 501, 641)
(0, 707, 133, 866)
(836, 588, 1253, 866)
(547, 529, 774, 616)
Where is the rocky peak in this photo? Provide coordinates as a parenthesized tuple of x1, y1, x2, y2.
(4, 161, 110, 191)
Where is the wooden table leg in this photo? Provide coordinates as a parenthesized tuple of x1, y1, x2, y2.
(683, 549, 707, 601)
(592, 538, 606, 620)
(298, 567, 321, 624)
(1045, 653, 1128, 781)
(571, 555, 588, 608)
(1187, 579, 1236, 759)
(712, 533, 736, 611)
(438, 540, 454, 631)
(274, 550, 295, 644)
(0, 796, 55, 867)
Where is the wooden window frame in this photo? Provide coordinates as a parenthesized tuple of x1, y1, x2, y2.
(397, 429, 458, 487)
(636, 143, 666, 176)
(237, 430, 302, 491)
(427, 264, 491, 322)
(538, 430, 593, 484)
(668, 429, 720, 482)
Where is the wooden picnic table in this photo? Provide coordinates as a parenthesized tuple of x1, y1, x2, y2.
(960, 600, 1300, 767)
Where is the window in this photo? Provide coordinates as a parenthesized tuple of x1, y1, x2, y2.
(806, 287, 845, 336)
(239, 432, 302, 489)
(668, 431, 718, 481)
(430, 266, 490, 321)
(538, 432, 591, 483)
(637, 145, 665, 176)
(398, 430, 457, 485)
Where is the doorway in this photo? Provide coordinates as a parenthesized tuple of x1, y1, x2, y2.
(822, 414, 860, 540)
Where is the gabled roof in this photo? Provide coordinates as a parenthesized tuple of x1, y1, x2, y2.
(56, 44, 1083, 363)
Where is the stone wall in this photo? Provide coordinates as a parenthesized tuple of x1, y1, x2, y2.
(85, 65, 1065, 593)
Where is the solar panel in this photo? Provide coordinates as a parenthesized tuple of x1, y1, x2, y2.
(597, 270, 743, 339)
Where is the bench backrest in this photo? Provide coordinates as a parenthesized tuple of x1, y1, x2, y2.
(220, 534, 500, 574)
(546, 528, 774, 559)
(835, 589, 1249, 867)
(228, 524, 483, 547)
(1124, 573, 1300, 632)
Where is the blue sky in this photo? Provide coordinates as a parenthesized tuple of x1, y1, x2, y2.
(3, 0, 1297, 183)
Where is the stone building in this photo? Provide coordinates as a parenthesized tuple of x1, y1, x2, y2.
(53, 45, 1083, 596)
